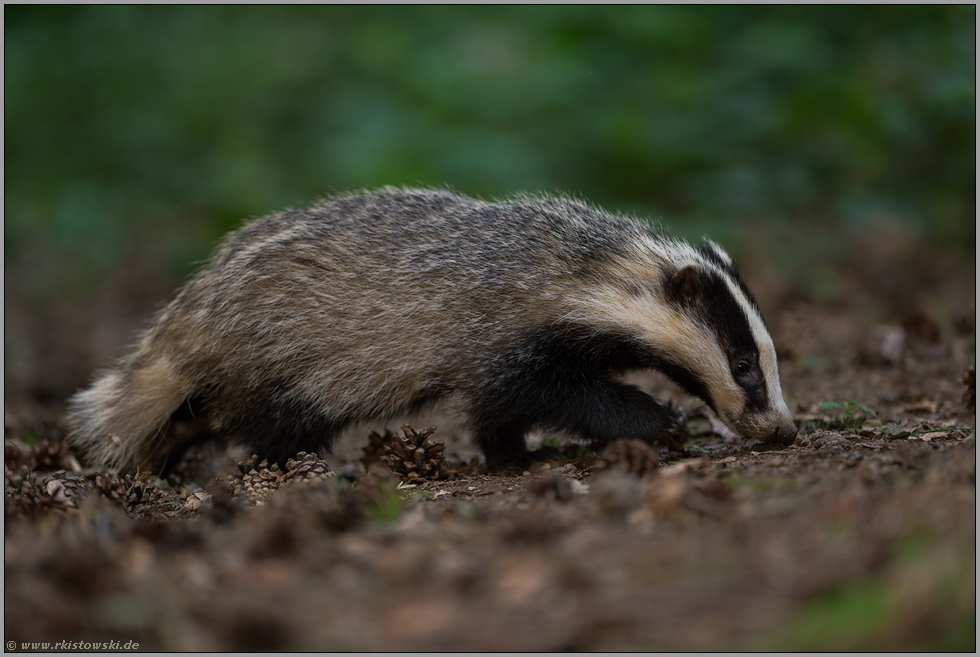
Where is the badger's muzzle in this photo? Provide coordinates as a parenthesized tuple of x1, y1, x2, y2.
(770, 423, 799, 445)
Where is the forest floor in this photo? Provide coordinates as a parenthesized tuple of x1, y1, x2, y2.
(4, 227, 976, 651)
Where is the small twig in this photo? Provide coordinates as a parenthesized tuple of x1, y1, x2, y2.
(8, 441, 39, 498)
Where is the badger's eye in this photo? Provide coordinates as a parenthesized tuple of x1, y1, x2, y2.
(734, 360, 751, 376)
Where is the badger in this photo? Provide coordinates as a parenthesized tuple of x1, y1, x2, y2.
(68, 187, 797, 474)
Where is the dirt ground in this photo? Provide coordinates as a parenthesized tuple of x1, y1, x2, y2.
(4, 228, 976, 651)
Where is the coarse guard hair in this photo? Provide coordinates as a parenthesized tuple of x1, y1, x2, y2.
(68, 187, 797, 473)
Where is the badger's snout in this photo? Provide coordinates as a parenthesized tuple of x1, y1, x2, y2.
(771, 423, 798, 445)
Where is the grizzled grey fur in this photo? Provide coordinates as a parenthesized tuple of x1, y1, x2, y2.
(68, 187, 796, 473)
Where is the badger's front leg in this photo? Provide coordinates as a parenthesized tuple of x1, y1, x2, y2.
(559, 378, 689, 447)
(469, 364, 688, 470)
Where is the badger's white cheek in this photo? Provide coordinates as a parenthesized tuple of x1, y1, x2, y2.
(704, 369, 746, 431)
(718, 404, 750, 438)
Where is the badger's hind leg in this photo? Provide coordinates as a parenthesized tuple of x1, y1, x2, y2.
(145, 397, 215, 476)
(67, 356, 196, 473)
(205, 388, 345, 468)
(145, 392, 344, 476)
(470, 419, 534, 471)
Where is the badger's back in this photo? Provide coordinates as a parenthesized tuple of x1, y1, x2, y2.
(68, 189, 662, 471)
(179, 188, 659, 404)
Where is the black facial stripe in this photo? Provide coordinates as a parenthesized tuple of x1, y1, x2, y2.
(649, 358, 714, 412)
(697, 243, 764, 320)
(686, 271, 770, 413)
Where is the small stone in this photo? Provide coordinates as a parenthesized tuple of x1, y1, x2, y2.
(880, 326, 906, 363)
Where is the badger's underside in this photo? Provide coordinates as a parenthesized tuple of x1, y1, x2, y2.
(149, 321, 695, 474)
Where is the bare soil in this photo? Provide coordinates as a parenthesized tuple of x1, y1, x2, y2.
(4, 230, 976, 651)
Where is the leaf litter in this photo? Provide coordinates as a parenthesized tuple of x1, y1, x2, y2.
(4, 237, 975, 651)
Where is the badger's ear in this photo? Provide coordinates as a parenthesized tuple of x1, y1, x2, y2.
(700, 238, 734, 268)
(666, 265, 704, 306)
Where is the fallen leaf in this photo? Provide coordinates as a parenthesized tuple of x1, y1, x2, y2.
(901, 401, 938, 413)
(660, 459, 710, 476)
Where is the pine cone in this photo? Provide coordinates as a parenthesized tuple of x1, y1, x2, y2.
(27, 439, 80, 472)
(5, 470, 89, 518)
(283, 452, 335, 484)
(127, 483, 174, 513)
(245, 459, 284, 502)
(594, 439, 660, 478)
(360, 430, 391, 470)
(961, 365, 976, 411)
(92, 472, 146, 508)
(225, 455, 284, 502)
(225, 453, 335, 503)
(374, 425, 445, 482)
(4, 440, 30, 475)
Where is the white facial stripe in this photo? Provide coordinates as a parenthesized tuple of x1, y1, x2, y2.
(716, 273, 792, 426)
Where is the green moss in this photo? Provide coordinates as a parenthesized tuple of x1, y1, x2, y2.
(766, 532, 976, 652)
(775, 581, 893, 651)
(365, 480, 403, 524)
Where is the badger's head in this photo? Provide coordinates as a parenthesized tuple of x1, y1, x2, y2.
(652, 238, 797, 444)
(582, 235, 797, 445)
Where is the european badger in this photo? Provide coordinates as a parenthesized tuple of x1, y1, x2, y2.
(68, 187, 797, 473)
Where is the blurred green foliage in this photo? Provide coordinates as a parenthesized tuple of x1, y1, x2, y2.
(5, 6, 975, 297)
(765, 533, 975, 652)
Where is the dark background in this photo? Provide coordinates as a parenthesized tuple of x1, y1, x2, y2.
(4, 5, 975, 417)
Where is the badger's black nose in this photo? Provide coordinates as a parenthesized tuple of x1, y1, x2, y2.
(773, 423, 799, 445)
